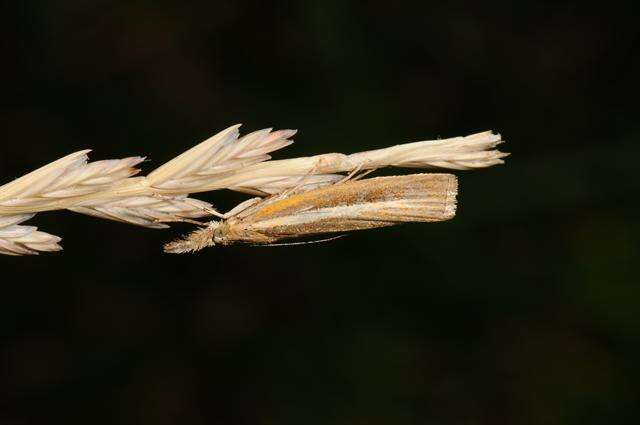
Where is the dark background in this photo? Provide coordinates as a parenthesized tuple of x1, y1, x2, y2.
(1, 1, 638, 424)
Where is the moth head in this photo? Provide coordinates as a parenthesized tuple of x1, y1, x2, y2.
(212, 221, 231, 245)
(164, 220, 220, 254)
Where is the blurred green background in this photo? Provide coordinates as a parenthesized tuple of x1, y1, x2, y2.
(1, 1, 638, 424)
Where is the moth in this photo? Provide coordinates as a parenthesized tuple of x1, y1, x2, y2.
(164, 173, 457, 253)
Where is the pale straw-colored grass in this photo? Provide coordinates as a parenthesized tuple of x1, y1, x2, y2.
(0, 214, 62, 255)
(0, 125, 507, 255)
(69, 196, 213, 229)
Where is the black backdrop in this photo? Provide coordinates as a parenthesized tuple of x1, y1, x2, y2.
(1, 2, 638, 424)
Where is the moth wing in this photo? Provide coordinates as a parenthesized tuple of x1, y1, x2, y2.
(242, 173, 458, 238)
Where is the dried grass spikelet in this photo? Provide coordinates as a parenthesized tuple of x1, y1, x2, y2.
(74, 126, 506, 201)
(142, 124, 338, 196)
(64, 125, 298, 226)
(0, 125, 297, 215)
(69, 195, 213, 229)
(145, 125, 296, 192)
(181, 130, 508, 195)
(347, 130, 507, 170)
(0, 150, 145, 213)
(0, 150, 145, 254)
(0, 214, 62, 255)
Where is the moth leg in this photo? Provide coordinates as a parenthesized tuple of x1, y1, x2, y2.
(336, 164, 363, 184)
(222, 197, 262, 218)
(336, 164, 377, 184)
(152, 193, 226, 219)
(351, 168, 377, 181)
(277, 164, 321, 199)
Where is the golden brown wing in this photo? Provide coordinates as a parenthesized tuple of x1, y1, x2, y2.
(237, 173, 457, 241)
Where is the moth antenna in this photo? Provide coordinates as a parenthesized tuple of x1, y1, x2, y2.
(154, 217, 207, 226)
(151, 193, 225, 218)
(251, 234, 347, 247)
(276, 164, 322, 199)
